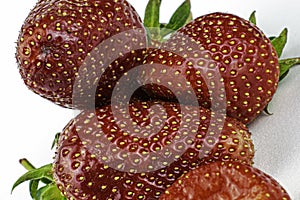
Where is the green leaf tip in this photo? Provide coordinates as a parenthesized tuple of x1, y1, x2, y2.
(51, 132, 61, 150)
(264, 104, 273, 116)
(271, 28, 288, 58)
(249, 11, 257, 25)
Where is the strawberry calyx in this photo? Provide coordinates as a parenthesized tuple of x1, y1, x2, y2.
(12, 133, 64, 199)
(159, 0, 192, 38)
(12, 159, 65, 200)
(144, 0, 192, 46)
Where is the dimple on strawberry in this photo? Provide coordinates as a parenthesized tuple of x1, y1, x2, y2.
(16, 0, 147, 108)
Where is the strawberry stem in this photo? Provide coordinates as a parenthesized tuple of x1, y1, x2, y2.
(20, 159, 35, 171)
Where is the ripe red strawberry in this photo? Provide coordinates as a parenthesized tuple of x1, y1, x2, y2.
(140, 12, 280, 124)
(160, 161, 291, 200)
(16, 0, 146, 108)
(53, 100, 254, 199)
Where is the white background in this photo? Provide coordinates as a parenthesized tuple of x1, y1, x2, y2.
(2, 0, 300, 199)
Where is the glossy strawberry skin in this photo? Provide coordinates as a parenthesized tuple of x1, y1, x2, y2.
(53, 100, 254, 199)
(140, 12, 280, 124)
(16, 0, 146, 108)
(160, 161, 291, 200)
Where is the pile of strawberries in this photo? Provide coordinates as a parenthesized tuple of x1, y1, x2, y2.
(13, 0, 299, 199)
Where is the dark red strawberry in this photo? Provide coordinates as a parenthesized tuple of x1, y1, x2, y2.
(139, 12, 280, 124)
(16, 0, 146, 108)
(160, 161, 291, 200)
(53, 100, 254, 199)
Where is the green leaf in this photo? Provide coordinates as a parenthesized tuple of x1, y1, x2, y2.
(36, 183, 66, 200)
(144, 0, 162, 42)
(144, 0, 161, 28)
(29, 180, 39, 199)
(271, 28, 288, 58)
(12, 164, 53, 193)
(160, 0, 192, 38)
(249, 11, 257, 25)
(279, 57, 300, 81)
(51, 132, 61, 149)
(165, 0, 191, 31)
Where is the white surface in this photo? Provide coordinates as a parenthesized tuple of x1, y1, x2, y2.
(1, 0, 299, 199)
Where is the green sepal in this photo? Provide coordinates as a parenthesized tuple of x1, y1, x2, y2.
(279, 69, 290, 82)
(20, 159, 53, 185)
(249, 11, 257, 25)
(279, 57, 300, 81)
(263, 104, 273, 116)
(12, 164, 53, 193)
(29, 180, 39, 199)
(36, 183, 66, 200)
(185, 11, 193, 24)
(162, 0, 192, 36)
(51, 132, 61, 150)
(144, 0, 162, 42)
(144, 0, 161, 28)
(271, 28, 288, 58)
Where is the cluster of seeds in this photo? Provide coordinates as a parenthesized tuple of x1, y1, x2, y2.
(15, 0, 290, 198)
(53, 101, 254, 199)
(140, 12, 280, 124)
(160, 161, 291, 200)
(16, 0, 146, 108)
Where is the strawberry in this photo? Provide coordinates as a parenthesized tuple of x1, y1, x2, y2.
(139, 12, 280, 124)
(53, 100, 254, 199)
(16, 0, 146, 108)
(160, 161, 291, 200)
